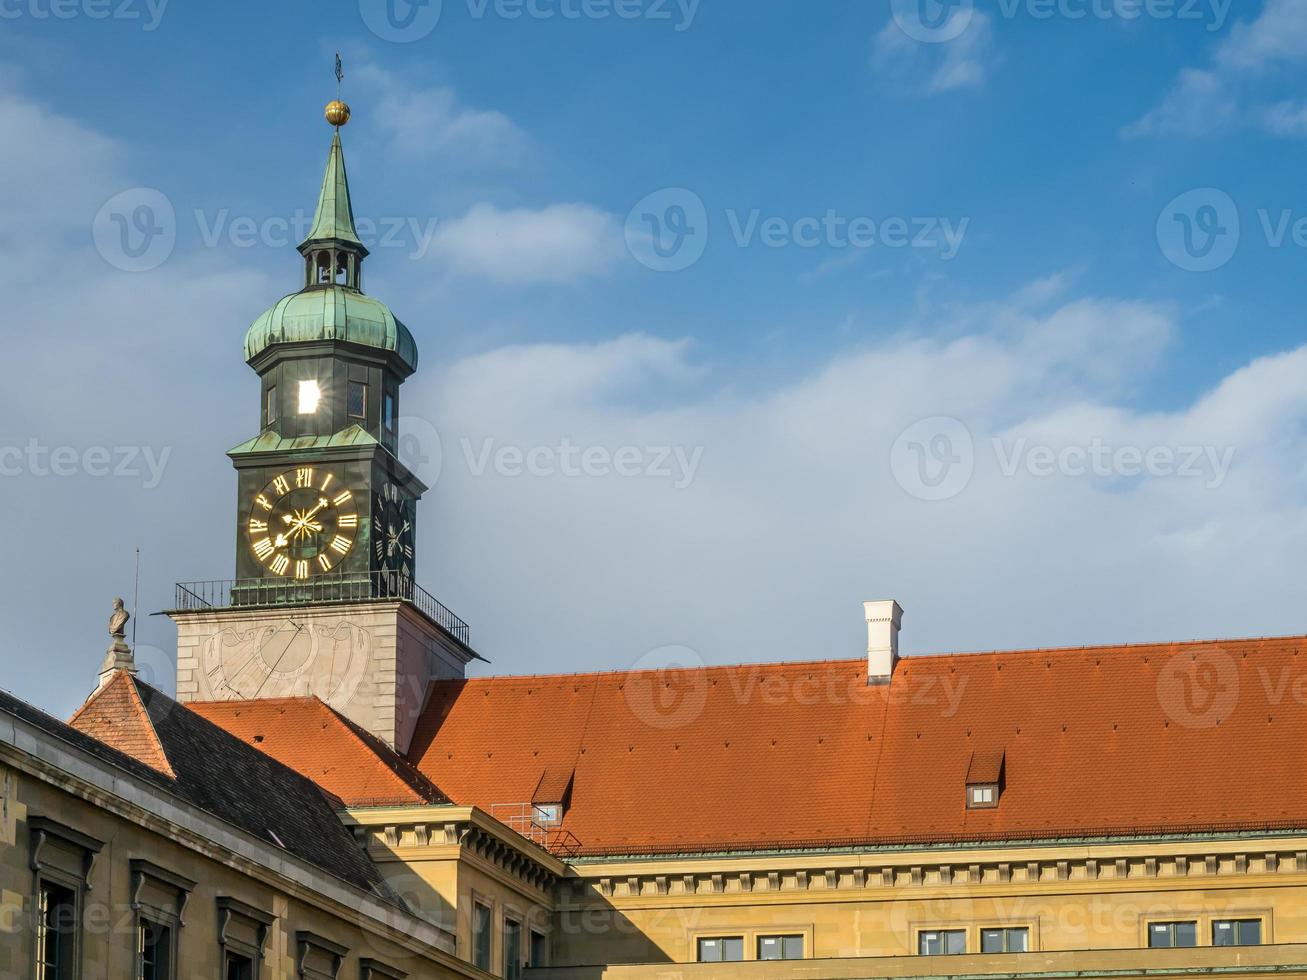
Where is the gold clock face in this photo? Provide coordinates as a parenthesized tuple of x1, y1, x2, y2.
(246, 467, 358, 579)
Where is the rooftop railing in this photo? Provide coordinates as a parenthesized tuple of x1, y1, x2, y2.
(173, 571, 470, 646)
(489, 803, 583, 859)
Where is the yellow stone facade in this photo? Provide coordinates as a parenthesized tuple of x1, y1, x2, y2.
(7, 691, 1307, 980)
(0, 706, 482, 980)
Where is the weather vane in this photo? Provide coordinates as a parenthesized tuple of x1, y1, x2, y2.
(326, 53, 351, 128)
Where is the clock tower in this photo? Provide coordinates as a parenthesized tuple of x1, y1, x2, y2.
(169, 98, 480, 751)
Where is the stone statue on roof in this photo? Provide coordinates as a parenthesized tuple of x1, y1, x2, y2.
(109, 597, 130, 642)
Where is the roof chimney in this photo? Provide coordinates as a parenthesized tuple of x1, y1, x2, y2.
(865, 600, 903, 685)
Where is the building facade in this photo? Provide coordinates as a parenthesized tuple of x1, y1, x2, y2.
(5, 98, 1307, 980)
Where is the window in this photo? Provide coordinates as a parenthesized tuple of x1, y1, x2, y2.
(347, 382, 367, 420)
(920, 930, 967, 955)
(224, 952, 253, 980)
(1213, 920, 1262, 946)
(265, 387, 277, 426)
(473, 902, 493, 972)
(758, 935, 805, 960)
(36, 879, 77, 980)
(533, 804, 562, 827)
(128, 860, 191, 980)
(138, 920, 172, 980)
(297, 379, 322, 415)
(981, 927, 1029, 953)
(696, 937, 744, 962)
(215, 897, 272, 980)
(529, 930, 548, 968)
(383, 391, 396, 432)
(968, 785, 997, 808)
(504, 918, 522, 980)
(1148, 922, 1197, 949)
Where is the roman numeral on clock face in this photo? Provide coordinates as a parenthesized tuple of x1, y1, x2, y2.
(270, 554, 290, 575)
(338, 513, 358, 528)
(272, 475, 291, 495)
(253, 538, 275, 560)
(331, 535, 352, 554)
(294, 560, 309, 580)
(333, 490, 353, 506)
(295, 468, 314, 488)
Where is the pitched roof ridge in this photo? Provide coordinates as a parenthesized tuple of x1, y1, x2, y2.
(446, 657, 869, 687)
(68, 671, 175, 779)
(134, 681, 351, 810)
(904, 632, 1307, 665)
(123, 674, 177, 778)
(313, 700, 448, 804)
(440, 632, 1307, 689)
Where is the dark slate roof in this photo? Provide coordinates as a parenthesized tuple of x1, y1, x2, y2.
(0, 679, 391, 899)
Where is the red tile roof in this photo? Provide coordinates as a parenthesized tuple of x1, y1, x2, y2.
(69, 671, 175, 778)
(188, 697, 448, 808)
(404, 635, 1307, 856)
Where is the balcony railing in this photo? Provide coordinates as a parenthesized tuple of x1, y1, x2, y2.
(173, 572, 470, 646)
(489, 803, 583, 859)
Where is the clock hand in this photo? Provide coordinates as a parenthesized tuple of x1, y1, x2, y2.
(284, 499, 331, 540)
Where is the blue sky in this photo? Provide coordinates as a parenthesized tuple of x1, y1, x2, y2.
(5, 0, 1307, 717)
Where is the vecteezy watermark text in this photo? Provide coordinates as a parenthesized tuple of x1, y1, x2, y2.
(890, 0, 1230, 44)
(891, 418, 1236, 501)
(1154, 188, 1307, 273)
(625, 188, 969, 273)
(0, 440, 172, 490)
(461, 438, 704, 489)
(358, 0, 698, 42)
(93, 189, 441, 273)
(0, 0, 169, 29)
(193, 210, 439, 258)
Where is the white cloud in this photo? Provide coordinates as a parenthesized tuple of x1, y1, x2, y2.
(353, 62, 528, 166)
(406, 286, 1307, 679)
(872, 12, 996, 95)
(1215, 0, 1307, 71)
(429, 202, 623, 284)
(1129, 0, 1307, 138)
(1259, 99, 1307, 135)
(1124, 68, 1238, 138)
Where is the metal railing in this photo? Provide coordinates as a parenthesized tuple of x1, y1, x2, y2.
(173, 572, 470, 646)
(490, 804, 584, 859)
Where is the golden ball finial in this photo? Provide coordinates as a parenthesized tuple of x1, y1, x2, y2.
(325, 100, 351, 127)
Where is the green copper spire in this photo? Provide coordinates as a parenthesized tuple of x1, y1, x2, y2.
(300, 129, 367, 254)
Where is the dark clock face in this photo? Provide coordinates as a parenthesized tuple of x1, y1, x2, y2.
(246, 467, 359, 579)
(373, 480, 415, 577)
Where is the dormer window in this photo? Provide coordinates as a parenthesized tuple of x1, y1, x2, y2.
(533, 804, 562, 827)
(532, 766, 575, 830)
(966, 748, 1005, 809)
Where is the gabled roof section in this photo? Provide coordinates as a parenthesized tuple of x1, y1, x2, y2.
(301, 131, 366, 253)
(533, 767, 575, 806)
(189, 697, 449, 808)
(58, 676, 389, 895)
(69, 671, 174, 778)
(966, 748, 1005, 785)
(408, 635, 1307, 857)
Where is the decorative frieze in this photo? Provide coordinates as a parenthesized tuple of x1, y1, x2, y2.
(561, 844, 1307, 902)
